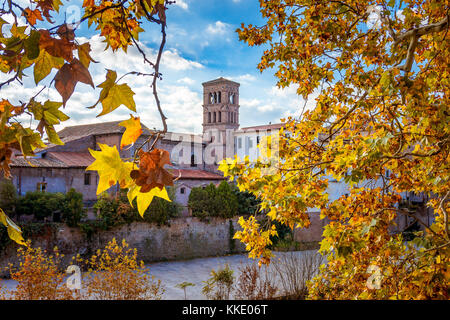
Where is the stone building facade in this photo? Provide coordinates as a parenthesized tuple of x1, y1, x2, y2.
(9, 77, 249, 215)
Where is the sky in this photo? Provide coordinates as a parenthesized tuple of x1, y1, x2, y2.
(1, 0, 312, 134)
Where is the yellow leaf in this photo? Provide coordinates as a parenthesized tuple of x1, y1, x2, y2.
(86, 143, 134, 194)
(0, 208, 27, 246)
(119, 115, 143, 150)
(127, 184, 170, 217)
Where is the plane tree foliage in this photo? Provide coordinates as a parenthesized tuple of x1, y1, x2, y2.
(220, 0, 449, 299)
(0, 0, 176, 245)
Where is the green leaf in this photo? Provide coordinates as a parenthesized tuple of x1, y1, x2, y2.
(34, 49, 64, 84)
(97, 83, 136, 117)
(24, 30, 41, 60)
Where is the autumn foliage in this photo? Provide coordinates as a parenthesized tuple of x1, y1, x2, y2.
(2, 242, 75, 300)
(80, 238, 165, 300)
(0, 1, 174, 243)
(220, 0, 450, 299)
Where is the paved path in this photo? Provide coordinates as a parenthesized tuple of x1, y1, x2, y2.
(1, 251, 319, 300)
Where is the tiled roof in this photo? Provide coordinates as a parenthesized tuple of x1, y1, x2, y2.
(47, 152, 94, 167)
(58, 120, 151, 139)
(12, 152, 225, 181)
(10, 157, 67, 168)
(169, 169, 225, 180)
(237, 123, 285, 132)
(55, 121, 198, 145)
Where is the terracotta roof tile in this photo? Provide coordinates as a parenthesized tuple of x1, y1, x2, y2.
(47, 152, 94, 167)
(10, 157, 67, 168)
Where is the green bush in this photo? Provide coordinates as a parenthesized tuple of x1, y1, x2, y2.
(142, 187, 180, 226)
(230, 184, 260, 216)
(93, 193, 122, 228)
(93, 187, 180, 229)
(0, 179, 18, 217)
(188, 181, 255, 219)
(62, 188, 87, 227)
(16, 191, 65, 221)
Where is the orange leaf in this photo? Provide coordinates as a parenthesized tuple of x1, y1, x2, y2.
(119, 115, 143, 150)
(54, 58, 94, 105)
(23, 8, 44, 25)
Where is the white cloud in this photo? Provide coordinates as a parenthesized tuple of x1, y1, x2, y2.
(77, 35, 203, 74)
(162, 49, 203, 71)
(269, 85, 299, 97)
(174, 0, 189, 10)
(177, 77, 196, 85)
(206, 21, 230, 35)
(227, 74, 257, 84)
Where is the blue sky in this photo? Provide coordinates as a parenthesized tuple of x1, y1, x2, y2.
(2, 0, 311, 134)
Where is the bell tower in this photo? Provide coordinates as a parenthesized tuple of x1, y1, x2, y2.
(202, 77, 240, 168)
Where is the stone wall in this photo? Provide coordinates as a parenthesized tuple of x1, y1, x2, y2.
(0, 217, 246, 277)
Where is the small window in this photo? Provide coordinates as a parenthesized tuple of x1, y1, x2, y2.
(37, 182, 47, 192)
(84, 172, 91, 185)
(180, 187, 185, 194)
(191, 154, 197, 167)
(238, 138, 242, 149)
(208, 112, 211, 123)
(218, 111, 221, 122)
(257, 136, 260, 144)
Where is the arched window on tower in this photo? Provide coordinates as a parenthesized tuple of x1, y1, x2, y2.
(229, 93, 235, 104)
(218, 92, 221, 103)
(209, 93, 213, 104)
(213, 112, 216, 123)
(208, 112, 211, 123)
(214, 92, 217, 104)
(218, 111, 221, 122)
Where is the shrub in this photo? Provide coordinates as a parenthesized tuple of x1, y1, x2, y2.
(189, 182, 241, 219)
(93, 193, 122, 228)
(202, 264, 234, 300)
(61, 188, 86, 227)
(235, 263, 278, 300)
(81, 238, 165, 300)
(94, 188, 180, 229)
(230, 184, 260, 216)
(4, 242, 75, 300)
(141, 187, 180, 225)
(0, 179, 18, 217)
(16, 191, 65, 221)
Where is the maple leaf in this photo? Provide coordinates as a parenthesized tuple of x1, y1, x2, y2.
(97, 83, 137, 117)
(0, 208, 26, 246)
(77, 43, 97, 68)
(33, 49, 64, 84)
(127, 184, 170, 217)
(130, 148, 174, 193)
(35, 0, 61, 22)
(22, 8, 44, 25)
(38, 30, 75, 62)
(56, 24, 75, 41)
(86, 143, 134, 194)
(89, 70, 136, 116)
(54, 58, 94, 105)
(119, 115, 143, 149)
